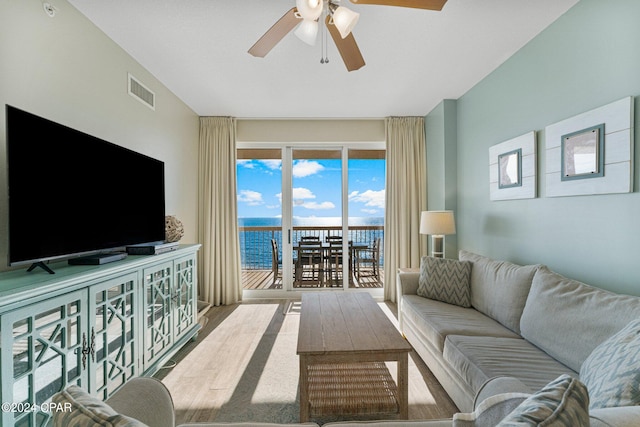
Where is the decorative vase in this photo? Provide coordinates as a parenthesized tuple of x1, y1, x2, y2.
(165, 215, 184, 243)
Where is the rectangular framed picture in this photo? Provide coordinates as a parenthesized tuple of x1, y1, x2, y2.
(489, 132, 536, 201)
(498, 148, 522, 189)
(545, 97, 633, 197)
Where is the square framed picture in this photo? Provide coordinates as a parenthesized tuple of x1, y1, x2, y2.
(561, 123, 604, 181)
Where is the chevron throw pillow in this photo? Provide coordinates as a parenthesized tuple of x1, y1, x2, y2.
(580, 318, 640, 410)
(418, 256, 472, 307)
(497, 374, 590, 426)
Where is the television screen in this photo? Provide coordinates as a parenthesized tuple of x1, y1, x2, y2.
(6, 105, 165, 268)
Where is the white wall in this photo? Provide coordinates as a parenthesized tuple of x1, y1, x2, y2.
(0, 0, 200, 271)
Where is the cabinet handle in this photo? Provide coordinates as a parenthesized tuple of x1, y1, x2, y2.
(89, 327, 96, 362)
(81, 328, 96, 369)
(81, 332, 88, 369)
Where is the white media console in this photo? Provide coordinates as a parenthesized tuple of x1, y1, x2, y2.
(0, 244, 201, 427)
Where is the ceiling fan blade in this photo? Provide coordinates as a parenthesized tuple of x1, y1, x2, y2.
(325, 16, 365, 72)
(248, 8, 302, 58)
(349, 0, 447, 11)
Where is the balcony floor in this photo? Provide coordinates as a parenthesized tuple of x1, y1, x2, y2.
(242, 269, 384, 290)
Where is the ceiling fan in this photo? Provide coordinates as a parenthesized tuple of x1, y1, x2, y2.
(248, 0, 447, 72)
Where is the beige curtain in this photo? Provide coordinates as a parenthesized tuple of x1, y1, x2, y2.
(384, 117, 428, 302)
(198, 117, 242, 306)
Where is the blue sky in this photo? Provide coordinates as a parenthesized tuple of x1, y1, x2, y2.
(237, 158, 385, 219)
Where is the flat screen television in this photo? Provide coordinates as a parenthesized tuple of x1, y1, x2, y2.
(6, 105, 166, 272)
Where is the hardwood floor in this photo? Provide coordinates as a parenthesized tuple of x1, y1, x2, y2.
(155, 299, 458, 424)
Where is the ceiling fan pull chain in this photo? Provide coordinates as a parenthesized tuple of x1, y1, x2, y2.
(320, 23, 325, 64)
(322, 5, 329, 64)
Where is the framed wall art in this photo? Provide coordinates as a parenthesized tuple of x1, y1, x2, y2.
(561, 123, 604, 181)
(489, 131, 536, 201)
(545, 97, 634, 197)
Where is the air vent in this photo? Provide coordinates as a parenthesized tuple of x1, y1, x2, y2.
(128, 73, 155, 110)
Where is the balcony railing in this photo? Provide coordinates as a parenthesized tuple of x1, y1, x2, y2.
(239, 225, 384, 289)
(239, 225, 383, 270)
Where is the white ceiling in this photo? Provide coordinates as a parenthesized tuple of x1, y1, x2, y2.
(67, 0, 579, 119)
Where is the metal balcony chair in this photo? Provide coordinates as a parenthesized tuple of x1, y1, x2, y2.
(295, 240, 324, 287)
(355, 237, 381, 284)
(270, 239, 282, 287)
(325, 240, 344, 286)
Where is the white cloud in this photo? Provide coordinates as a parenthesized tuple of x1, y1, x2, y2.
(275, 187, 333, 210)
(260, 160, 282, 170)
(276, 187, 316, 204)
(293, 187, 316, 199)
(293, 160, 324, 178)
(238, 190, 263, 206)
(237, 160, 254, 168)
(362, 208, 379, 215)
(302, 201, 335, 210)
(349, 189, 385, 209)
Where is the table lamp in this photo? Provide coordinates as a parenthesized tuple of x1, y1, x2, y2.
(420, 211, 456, 258)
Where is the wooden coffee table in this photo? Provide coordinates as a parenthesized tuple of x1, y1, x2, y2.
(297, 292, 412, 421)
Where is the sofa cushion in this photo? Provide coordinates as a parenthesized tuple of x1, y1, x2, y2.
(402, 295, 520, 353)
(580, 318, 640, 410)
(443, 335, 576, 395)
(520, 266, 640, 372)
(458, 250, 539, 334)
(497, 374, 590, 426)
(418, 256, 472, 307)
(52, 385, 147, 427)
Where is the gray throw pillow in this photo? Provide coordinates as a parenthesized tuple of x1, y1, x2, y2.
(417, 256, 472, 307)
(52, 385, 147, 427)
(580, 318, 640, 410)
(497, 374, 590, 426)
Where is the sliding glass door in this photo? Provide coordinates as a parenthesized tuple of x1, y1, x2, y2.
(237, 145, 385, 294)
(290, 149, 344, 289)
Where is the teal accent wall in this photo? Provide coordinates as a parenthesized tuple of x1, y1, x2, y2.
(426, 99, 458, 258)
(436, 0, 640, 295)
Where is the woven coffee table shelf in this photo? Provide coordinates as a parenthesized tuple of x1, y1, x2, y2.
(307, 362, 399, 416)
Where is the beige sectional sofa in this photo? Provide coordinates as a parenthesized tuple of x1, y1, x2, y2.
(397, 250, 640, 426)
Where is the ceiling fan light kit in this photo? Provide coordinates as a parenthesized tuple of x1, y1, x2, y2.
(329, 3, 360, 39)
(249, 0, 448, 71)
(296, 0, 324, 20)
(295, 19, 320, 45)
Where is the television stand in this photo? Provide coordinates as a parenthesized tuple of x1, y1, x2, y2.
(27, 261, 55, 274)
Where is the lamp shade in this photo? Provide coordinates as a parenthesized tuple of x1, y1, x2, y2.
(332, 6, 359, 38)
(296, 0, 323, 20)
(420, 211, 456, 236)
(295, 19, 319, 45)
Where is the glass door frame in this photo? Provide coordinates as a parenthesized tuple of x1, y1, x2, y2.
(239, 141, 385, 300)
(287, 146, 349, 291)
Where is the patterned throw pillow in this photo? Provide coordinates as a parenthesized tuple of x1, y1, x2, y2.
(52, 385, 147, 427)
(580, 318, 640, 410)
(417, 256, 472, 307)
(497, 374, 589, 426)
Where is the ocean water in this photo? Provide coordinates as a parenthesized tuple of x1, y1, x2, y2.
(238, 217, 384, 227)
(238, 217, 384, 269)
